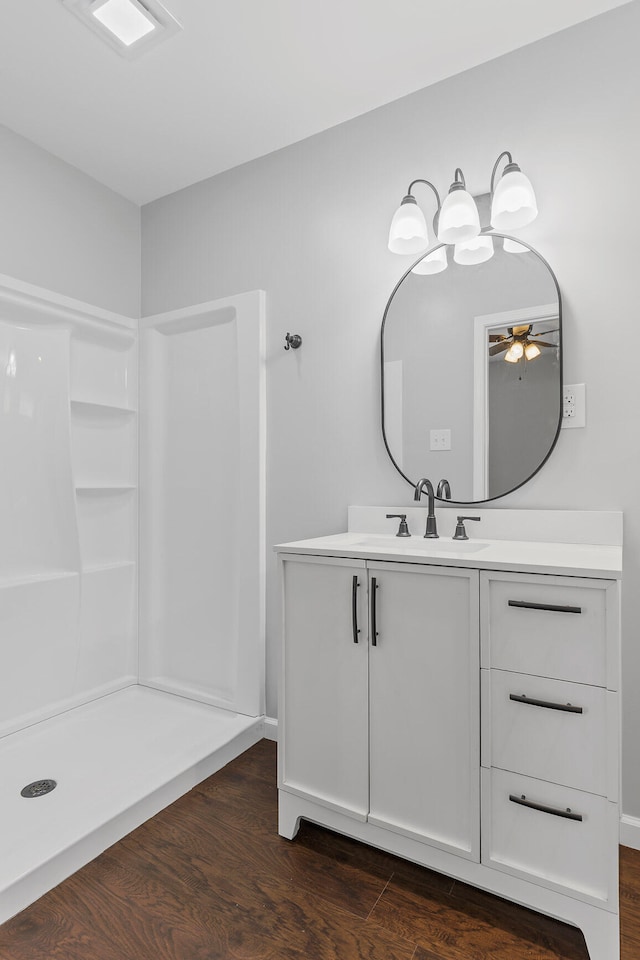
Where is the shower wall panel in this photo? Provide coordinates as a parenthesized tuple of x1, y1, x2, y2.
(0, 286, 138, 739)
(139, 292, 265, 718)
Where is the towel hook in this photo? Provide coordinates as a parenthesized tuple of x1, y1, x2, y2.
(284, 333, 302, 351)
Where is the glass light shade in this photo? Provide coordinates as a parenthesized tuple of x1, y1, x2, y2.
(505, 341, 524, 362)
(491, 169, 538, 230)
(388, 199, 429, 254)
(524, 341, 541, 361)
(453, 235, 494, 266)
(411, 246, 448, 275)
(503, 237, 530, 254)
(437, 188, 480, 245)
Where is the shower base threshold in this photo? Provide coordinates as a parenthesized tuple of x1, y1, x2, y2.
(0, 684, 263, 924)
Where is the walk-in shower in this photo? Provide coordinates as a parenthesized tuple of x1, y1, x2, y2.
(0, 279, 265, 922)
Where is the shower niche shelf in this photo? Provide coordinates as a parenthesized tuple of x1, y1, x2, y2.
(75, 485, 136, 493)
(70, 399, 137, 416)
(0, 570, 79, 590)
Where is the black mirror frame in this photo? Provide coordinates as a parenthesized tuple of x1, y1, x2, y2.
(380, 235, 563, 505)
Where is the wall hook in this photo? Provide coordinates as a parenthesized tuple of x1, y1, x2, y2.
(284, 333, 302, 351)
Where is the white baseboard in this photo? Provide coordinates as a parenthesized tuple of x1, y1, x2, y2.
(263, 716, 278, 741)
(620, 814, 640, 850)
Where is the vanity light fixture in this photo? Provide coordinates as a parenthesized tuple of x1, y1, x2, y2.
(437, 169, 481, 245)
(490, 152, 538, 231)
(388, 151, 538, 273)
(61, 0, 182, 59)
(453, 235, 494, 266)
(411, 246, 448, 275)
(502, 237, 530, 254)
(388, 179, 440, 255)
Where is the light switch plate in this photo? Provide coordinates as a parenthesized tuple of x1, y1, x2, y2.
(430, 428, 451, 450)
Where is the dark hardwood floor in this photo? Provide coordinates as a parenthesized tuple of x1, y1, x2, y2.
(1, 739, 639, 959)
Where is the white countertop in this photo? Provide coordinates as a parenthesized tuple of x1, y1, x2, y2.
(275, 532, 622, 579)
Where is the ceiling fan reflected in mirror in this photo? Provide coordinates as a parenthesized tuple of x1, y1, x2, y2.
(488, 324, 558, 363)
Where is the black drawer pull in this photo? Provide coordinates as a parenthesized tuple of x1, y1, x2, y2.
(509, 793, 583, 821)
(508, 599, 582, 615)
(509, 693, 583, 714)
(371, 577, 378, 646)
(351, 576, 360, 643)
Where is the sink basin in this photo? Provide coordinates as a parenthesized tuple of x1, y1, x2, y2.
(350, 535, 489, 553)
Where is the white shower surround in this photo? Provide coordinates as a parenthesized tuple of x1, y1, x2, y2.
(0, 275, 265, 923)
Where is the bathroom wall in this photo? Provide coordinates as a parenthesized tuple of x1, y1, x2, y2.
(141, 1, 640, 818)
(0, 124, 139, 316)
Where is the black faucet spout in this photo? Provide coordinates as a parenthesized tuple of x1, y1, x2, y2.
(413, 478, 439, 538)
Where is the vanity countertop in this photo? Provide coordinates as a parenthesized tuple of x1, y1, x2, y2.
(275, 532, 622, 579)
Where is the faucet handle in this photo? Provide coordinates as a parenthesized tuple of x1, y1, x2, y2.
(386, 513, 411, 538)
(453, 516, 481, 541)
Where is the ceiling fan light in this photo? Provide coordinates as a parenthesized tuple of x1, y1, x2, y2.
(388, 196, 429, 254)
(411, 246, 448, 275)
(491, 165, 538, 231)
(505, 341, 524, 363)
(503, 237, 530, 254)
(453, 235, 494, 266)
(437, 186, 480, 245)
(524, 341, 541, 360)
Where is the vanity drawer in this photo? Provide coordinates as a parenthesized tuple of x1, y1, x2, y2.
(484, 669, 610, 796)
(481, 768, 616, 907)
(482, 573, 609, 686)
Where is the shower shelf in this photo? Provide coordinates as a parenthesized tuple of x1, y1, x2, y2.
(83, 560, 136, 575)
(0, 570, 78, 590)
(70, 399, 137, 416)
(75, 485, 136, 493)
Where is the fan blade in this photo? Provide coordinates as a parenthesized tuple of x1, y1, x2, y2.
(531, 340, 557, 348)
(489, 341, 511, 356)
(532, 329, 558, 337)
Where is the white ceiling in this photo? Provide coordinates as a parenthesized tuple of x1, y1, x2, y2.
(0, 0, 632, 205)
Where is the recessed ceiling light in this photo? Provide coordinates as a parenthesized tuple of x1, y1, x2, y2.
(62, 0, 182, 59)
(91, 0, 156, 47)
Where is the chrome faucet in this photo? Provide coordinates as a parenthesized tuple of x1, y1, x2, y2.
(414, 478, 439, 538)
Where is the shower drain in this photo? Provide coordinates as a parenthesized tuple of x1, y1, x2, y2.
(20, 779, 57, 798)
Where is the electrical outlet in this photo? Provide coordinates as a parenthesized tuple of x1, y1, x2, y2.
(562, 383, 586, 429)
(430, 428, 451, 450)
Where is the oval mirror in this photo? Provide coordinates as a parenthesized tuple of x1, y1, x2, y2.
(381, 236, 562, 503)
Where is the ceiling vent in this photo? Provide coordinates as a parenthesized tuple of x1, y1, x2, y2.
(62, 0, 182, 59)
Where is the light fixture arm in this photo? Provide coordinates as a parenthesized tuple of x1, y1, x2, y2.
(453, 168, 466, 189)
(490, 150, 515, 195)
(406, 179, 442, 210)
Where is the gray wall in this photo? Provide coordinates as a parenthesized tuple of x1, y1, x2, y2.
(142, 3, 640, 815)
(0, 124, 140, 316)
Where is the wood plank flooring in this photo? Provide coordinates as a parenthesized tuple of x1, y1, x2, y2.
(1, 739, 639, 959)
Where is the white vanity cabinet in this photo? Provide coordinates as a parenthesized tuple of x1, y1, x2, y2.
(280, 555, 480, 859)
(277, 520, 622, 960)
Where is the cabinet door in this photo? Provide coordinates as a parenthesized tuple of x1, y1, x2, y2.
(368, 561, 480, 859)
(280, 555, 369, 820)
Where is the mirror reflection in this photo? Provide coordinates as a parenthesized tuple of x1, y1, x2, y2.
(381, 236, 562, 503)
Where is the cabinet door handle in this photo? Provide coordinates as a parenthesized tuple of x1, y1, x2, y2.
(509, 693, 583, 714)
(508, 599, 582, 615)
(370, 577, 378, 646)
(352, 575, 360, 643)
(509, 793, 583, 822)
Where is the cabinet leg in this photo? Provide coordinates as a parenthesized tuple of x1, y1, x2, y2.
(278, 790, 301, 840)
(580, 909, 619, 960)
